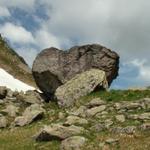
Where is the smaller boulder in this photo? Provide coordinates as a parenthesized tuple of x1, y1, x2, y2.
(86, 105, 106, 117)
(2, 104, 19, 117)
(55, 69, 108, 108)
(0, 86, 7, 99)
(115, 115, 125, 123)
(13, 104, 44, 126)
(60, 136, 87, 150)
(85, 98, 106, 108)
(16, 90, 44, 104)
(65, 116, 88, 125)
(35, 124, 86, 141)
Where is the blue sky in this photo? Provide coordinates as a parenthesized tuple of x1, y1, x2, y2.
(0, 0, 150, 89)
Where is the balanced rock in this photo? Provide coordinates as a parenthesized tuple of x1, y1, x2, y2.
(32, 44, 119, 98)
(55, 69, 108, 107)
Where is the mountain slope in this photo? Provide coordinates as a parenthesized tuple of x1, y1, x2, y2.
(0, 34, 36, 87)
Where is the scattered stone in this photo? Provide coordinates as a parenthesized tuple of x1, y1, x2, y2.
(16, 90, 44, 104)
(69, 106, 87, 118)
(0, 116, 7, 128)
(90, 123, 106, 132)
(55, 69, 108, 108)
(2, 104, 19, 117)
(104, 119, 114, 129)
(32, 44, 119, 98)
(105, 138, 119, 144)
(60, 136, 87, 150)
(115, 115, 125, 123)
(138, 113, 150, 120)
(58, 112, 66, 120)
(139, 123, 150, 131)
(86, 105, 106, 117)
(65, 116, 88, 125)
(35, 124, 86, 141)
(128, 113, 150, 120)
(0, 86, 7, 99)
(111, 126, 136, 134)
(85, 98, 106, 108)
(13, 104, 44, 126)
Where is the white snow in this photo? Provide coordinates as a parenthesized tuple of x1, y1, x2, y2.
(0, 68, 35, 92)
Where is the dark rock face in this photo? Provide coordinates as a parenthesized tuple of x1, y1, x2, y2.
(0, 86, 7, 99)
(32, 44, 119, 98)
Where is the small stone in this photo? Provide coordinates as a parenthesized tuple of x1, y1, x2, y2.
(90, 123, 106, 132)
(85, 98, 106, 108)
(105, 138, 119, 144)
(111, 126, 136, 135)
(58, 112, 66, 120)
(0, 116, 7, 128)
(2, 104, 19, 117)
(69, 106, 87, 118)
(115, 115, 125, 123)
(86, 105, 106, 117)
(65, 116, 88, 125)
(139, 123, 150, 131)
(104, 119, 113, 129)
(60, 136, 87, 150)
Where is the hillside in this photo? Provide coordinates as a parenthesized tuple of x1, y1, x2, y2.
(0, 34, 36, 87)
(0, 89, 149, 150)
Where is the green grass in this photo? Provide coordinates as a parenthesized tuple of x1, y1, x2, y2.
(77, 89, 150, 106)
(0, 89, 150, 149)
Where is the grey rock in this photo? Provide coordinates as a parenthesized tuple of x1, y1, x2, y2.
(2, 104, 19, 117)
(111, 126, 136, 134)
(60, 136, 87, 150)
(35, 124, 86, 141)
(0, 116, 7, 128)
(90, 123, 106, 132)
(32, 44, 119, 98)
(105, 138, 119, 144)
(85, 98, 106, 108)
(55, 69, 108, 108)
(16, 90, 44, 104)
(139, 123, 150, 131)
(86, 105, 106, 117)
(69, 106, 87, 118)
(65, 116, 88, 125)
(13, 104, 44, 126)
(115, 115, 125, 123)
(128, 113, 150, 120)
(0, 86, 7, 99)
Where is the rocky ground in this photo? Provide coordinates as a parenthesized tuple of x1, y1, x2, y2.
(0, 87, 150, 150)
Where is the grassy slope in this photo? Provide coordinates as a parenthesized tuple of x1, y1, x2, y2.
(0, 35, 36, 87)
(0, 89, 150, 150)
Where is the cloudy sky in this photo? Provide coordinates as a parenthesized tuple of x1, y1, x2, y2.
(0, 0, 150, 89)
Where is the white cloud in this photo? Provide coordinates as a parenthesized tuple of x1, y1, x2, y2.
(0, 6, 10, 17)
(0, 0, 36, 11)
(0, 23, 35, 44)
(130, 59, 150, 82)
(35, 29, 60, 49)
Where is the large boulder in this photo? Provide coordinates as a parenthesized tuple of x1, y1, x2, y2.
(32, 44, 119, 98)
(55, 69, 108, 107)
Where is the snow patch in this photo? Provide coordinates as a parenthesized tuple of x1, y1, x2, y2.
(0, 68, 35, 92)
